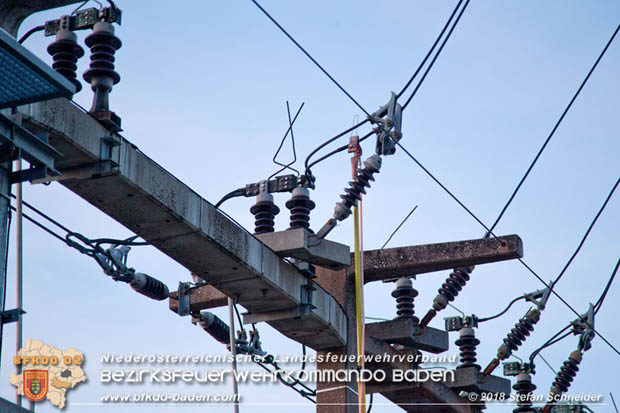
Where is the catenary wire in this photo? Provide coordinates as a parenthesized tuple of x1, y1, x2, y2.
(394, 140, 503, 243)
(401, 0, 471, 110)
(486, 23, 620, 237)
(250, 0, 371, 118)
(394, 136, 620, 354)
(397, 0, 464, 98)
(594, 257, 620, 314)
(304, 0, 470, 173)
(18, 25, 45, 44)
(478, 295, 526, 323)
(260, 0, 468, 174)
(380, 205, 418, 249)
(529, 324, 572, 366)
(249, 0, 620, 357)
(550, 177, 619, 289)
(538, 353, 557, 376)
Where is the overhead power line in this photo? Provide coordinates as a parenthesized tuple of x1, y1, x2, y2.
(257, 0, 470, 175)
(551, 178, 620, 289)
(249, 0, 620, 359)
(478, 295, 526, 323)
(249, 0, 370, 118)
(401, 0, 471, 110)
(594, 257, 620, 315)
(397, 0, 465, 98)
(487, 23, 620, 237)
(381, 205, 418, 249)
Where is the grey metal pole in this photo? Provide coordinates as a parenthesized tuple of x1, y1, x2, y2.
(228, 298, 239, 413)
(15, 159, 22, 407)
(0, 160, 10, 375)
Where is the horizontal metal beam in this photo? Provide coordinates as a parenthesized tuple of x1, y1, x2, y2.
(20, 98, 346, 350)
(364, 234, 523, 283)
(0, 114, 61, 179)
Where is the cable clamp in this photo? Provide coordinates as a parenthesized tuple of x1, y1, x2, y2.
(369, 91, 402, 155)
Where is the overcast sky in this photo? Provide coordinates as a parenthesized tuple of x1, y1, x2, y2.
(2, 1, 619, 412)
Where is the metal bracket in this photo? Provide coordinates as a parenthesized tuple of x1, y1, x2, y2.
(32, 160, 114, 184)
(245, 173, 314, 195)
(100, 135, 121, 165)
(525, 281, 553, 310)
(0, 308, 25, 325)
(573, 303, 595, 352)
(444, 314, 479, 331)
(242, 306, 312, 325)
(503, 361, 533, 376)
(177, 282, 192, 317)
(44, 6, 122, 36)
(0, 114, 61, 182)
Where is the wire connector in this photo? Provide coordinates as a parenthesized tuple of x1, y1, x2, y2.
(524, 282, 553, 311)
(572, 303, 595, 352)
(370, 92, 402, 156)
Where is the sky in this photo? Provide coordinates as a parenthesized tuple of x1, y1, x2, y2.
(1, 0, 619, 412)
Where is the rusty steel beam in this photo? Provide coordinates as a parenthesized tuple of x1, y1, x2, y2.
(363, 234, 523, 283)
(169, 284, 229, 313)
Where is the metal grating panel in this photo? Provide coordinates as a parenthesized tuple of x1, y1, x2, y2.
(0, 27, 75, 109)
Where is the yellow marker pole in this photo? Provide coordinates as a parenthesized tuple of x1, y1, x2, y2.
(353, 199, 366, 412)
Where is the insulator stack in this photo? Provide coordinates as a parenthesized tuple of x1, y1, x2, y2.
(285, 187, 315, 231)
(455, 327, 480, 369)
(498, 309, 540, 360)
(512, 373, 537, 413)
(129, 273, 169, 301)
(434, 267, 473, 311)
(333, 154, 382, 221)
(550, 350, 581, 398)
(391, 277, 418, 322)
(47, 16, 84, 92)
(250, 191, 280, 234)
(198, 311, 231, 344)
(83, 22, 121, 114)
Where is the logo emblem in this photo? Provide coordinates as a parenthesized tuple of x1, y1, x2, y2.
(23, 370, 48, 402)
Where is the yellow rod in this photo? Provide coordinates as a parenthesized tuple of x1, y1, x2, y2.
(353, 202, 366, 413)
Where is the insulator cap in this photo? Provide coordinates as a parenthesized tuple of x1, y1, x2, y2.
(250, 191, 280, 234)
(47, 26, 84, 92)
(455, 327, 480, 369)
(285, 187, 315, 231)
(83, 22, 122, 85)
(198, 311, 231, 344)
(512, 372, 537, 413)
(391, 277, 418, 321)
